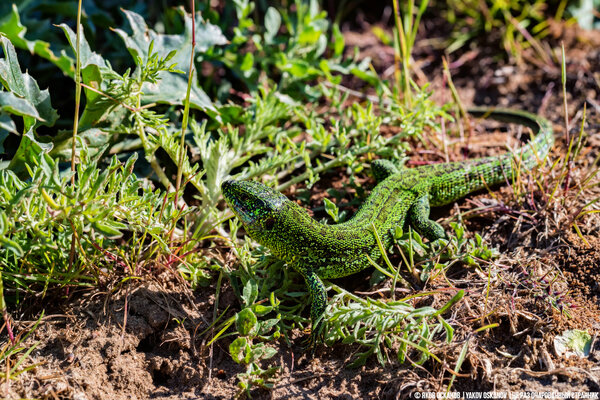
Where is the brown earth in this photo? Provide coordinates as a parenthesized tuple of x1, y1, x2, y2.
(4, 12, 600, 400)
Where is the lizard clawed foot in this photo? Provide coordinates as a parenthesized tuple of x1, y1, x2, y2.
(302, 335, 318, 356)
(301, 325, 324, 356)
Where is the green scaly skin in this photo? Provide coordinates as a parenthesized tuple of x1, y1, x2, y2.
(221, 107, 553, 349)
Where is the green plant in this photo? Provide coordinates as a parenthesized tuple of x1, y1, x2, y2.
(325, 285, 464, 367)
(0, 316, 42, 382)
(0, 147, 184, 294)
(392, 0, 429, 105)
(228, 286, 281, 395)
(0, 35, 184, 296)
(567, 0, 600, 30)
(444, 0, 555, 62)
(205, 0, 376, 100)
(0, 269, 43, 385)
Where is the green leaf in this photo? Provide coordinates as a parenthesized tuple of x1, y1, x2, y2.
(439, 317, 454, 343)
(92, 219, 127, 239)
(57, 24, 122, 130)
(0, 4, 73, 77)
(258, 318, 279, 334)
(141, 72, 216, 115)
(194, 15, 229, 52)
(554, 329, 592, 357)
(332, 24, 344, 57)
(113, 9, 224, 114)
(229, 337, 252, 364)
(0, 36, 59, 131)
(236, 308, 258, 337)
(8, 128, 53, 178)
(0, 211, 7, 234)
(0, 236, 23, 257)
(265, 7, 281, 43)
(569, 0, 596, 30)
(251, 342, 278, 361)
(0, 111, 16, 134)
(0, 91, 39, 120)
(251, 304, 273, 317)
(115, 9, 226, 66)
(0, 34, 27, 93)
(240, 52, 254, 72)
(241, 279, 258, 306)
(261, 345, 278, 360)
(50, 128, 111, 161)
(57, 24, 110, 73)
(323, 197, 339, 223)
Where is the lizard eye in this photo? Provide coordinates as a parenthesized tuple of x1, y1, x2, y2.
(264, 217, 275, 230)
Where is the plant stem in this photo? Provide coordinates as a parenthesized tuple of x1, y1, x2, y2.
(68, 0, 83, 273)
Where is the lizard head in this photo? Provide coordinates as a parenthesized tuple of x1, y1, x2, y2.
(221, 180, 292, 252)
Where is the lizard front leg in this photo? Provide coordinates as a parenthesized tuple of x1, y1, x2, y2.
(407, 194, 447, 241)
(300, 268, 328, 351)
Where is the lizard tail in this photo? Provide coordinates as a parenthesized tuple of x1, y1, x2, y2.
(467, 107, 554, 171)
(428, 108, 554, 206)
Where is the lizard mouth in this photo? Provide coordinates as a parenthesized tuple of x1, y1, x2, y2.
(221, 180, 257, 225)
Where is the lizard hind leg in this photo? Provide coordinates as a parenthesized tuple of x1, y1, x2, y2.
(371, 159, 400, 182)
(407, 194, 447, 241)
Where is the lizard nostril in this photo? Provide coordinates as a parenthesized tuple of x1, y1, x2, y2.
(238, 193, 249, 203)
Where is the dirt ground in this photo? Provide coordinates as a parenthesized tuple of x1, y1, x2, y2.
(5, 14, 600, 400)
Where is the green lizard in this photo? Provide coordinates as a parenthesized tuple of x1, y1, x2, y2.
(222, 107, 553, 347)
